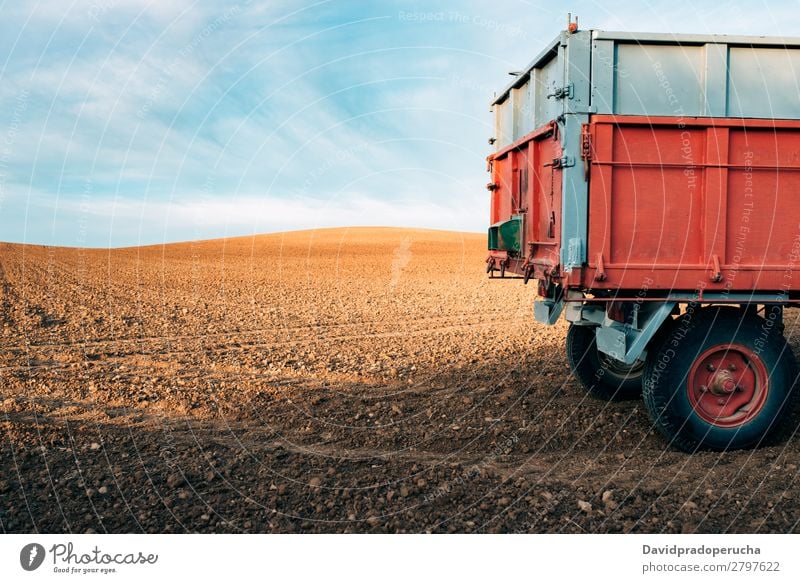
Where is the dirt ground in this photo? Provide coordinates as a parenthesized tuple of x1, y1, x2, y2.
(2, 227, 800, 533)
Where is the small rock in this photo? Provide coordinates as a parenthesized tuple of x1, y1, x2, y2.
(166, 473, 184, 488)
(98, 486, 108, 495)
(89, 442, 101, 450)
(400, 486, 410, 497)
(366, 516, 380, 527)
(601, 490, 617, 509)
(682, 501, 698, 512)
(309, 477, 322, 488)
(577, 500, 592, 513)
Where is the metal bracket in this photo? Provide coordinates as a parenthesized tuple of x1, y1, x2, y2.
(594, 253, 606, 281)
(523, 264, 534, 285)
(547, 83, 573, 100)
(710, 254, 723, 282)
(566, 237, 583, 270)
(595, 302, 677, 365)
(544, 156, 575, 169)
(533, 297, 565, 325)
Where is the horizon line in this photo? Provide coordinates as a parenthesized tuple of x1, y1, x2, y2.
(0, 225, 487, 251)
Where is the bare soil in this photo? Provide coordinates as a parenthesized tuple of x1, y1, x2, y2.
(1, 227, 799, 533)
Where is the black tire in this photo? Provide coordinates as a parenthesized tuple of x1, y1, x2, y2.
(642, 307, 799, 452)
(566, 324, 644, 401)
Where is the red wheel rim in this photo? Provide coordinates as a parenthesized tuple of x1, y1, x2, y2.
(687, 344, 769, 428)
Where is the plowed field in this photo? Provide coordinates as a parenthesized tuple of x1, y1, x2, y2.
(2, 228, 799, 533)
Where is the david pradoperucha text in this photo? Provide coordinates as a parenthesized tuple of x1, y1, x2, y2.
(643, 544, 760, 559)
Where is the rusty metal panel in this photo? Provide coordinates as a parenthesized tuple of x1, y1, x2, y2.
(488, 122, 562, 280)
(584, 115, 800, 292)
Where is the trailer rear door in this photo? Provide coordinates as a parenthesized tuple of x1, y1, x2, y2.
(488, 34, 569, 278)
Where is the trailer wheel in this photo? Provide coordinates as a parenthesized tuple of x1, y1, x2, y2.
(566, 324, 643, 401)
(642, 307, 798, 452)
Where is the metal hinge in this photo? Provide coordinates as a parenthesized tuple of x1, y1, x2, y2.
(544, 156, 575, 169)
(580, 124, 592, 180)
(547, 83, 573, 100)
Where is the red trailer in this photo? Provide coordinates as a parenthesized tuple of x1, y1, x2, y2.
(487, 21, 800, 451)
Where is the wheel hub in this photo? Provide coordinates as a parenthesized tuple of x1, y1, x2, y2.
(708, 369, 737, 395)
(687, 344, 769, 427)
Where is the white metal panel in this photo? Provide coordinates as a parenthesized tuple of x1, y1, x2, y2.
(591, 39, 616, 114)
(614, 43, 705, 116)
(511, 82, 534, 142)
(493, 100, 514, 148)
(728, 47, 800, 118)
(497, 29, 800, 125)
(533, 55, 563, 129)
(493, 40, 561, 149)
(594, 30, 800, 47)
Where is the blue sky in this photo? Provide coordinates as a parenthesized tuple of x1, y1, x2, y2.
(1, 0, 799, 247)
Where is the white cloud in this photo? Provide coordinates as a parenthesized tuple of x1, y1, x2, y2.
(26, 191, 486, 247)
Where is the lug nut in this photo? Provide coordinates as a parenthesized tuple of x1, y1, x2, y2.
(707, 364, 716, 372)
(717, 398, 726, 405)
(728, 363, 737, 371)
(699, 385, 708, 393)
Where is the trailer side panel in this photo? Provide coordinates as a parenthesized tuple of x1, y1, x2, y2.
(584, 115, 800, 292)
